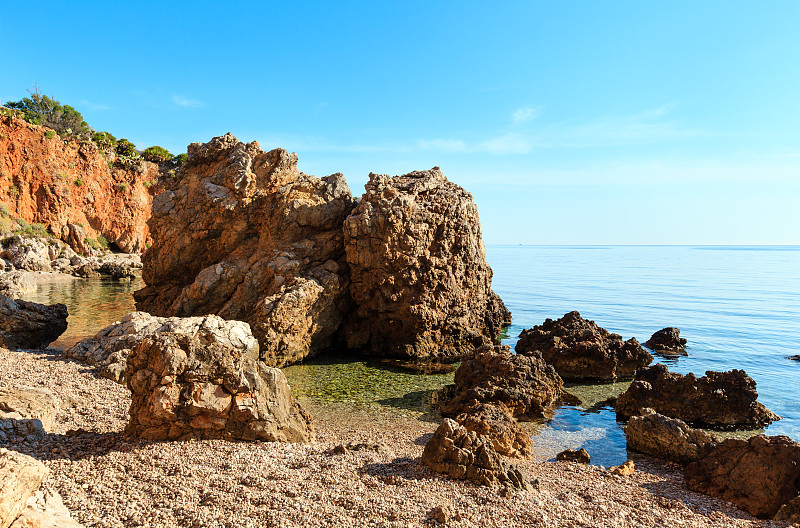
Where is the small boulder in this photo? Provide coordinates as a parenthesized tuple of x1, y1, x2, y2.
(421, 418, 535, 491)
(455, 404, 533, 458)
(0, 295, 68, 349)
(515, 311, 652, 381)
(0, 387, 58, 443)
(609, 460, 635, 476)
(624, 409, 718, 464)
(615, 363, 779, 429)
(98, 260, 136, 280)
(0, 273, 36, 298)
(556, 448, 591, 464)
(124, 333, 314, 442)
(0, 236, 51, 272)
(644, 327, 687, 354)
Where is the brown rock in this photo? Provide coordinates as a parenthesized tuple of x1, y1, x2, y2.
(556, 448, 591, 464)
(421, 418, 535, 490)
(455, 404, 533, 459)
(624, 409, 718, 464)
(342, 168, 510, 360)
(644, 327, 687, 354)
(124, 332, 313, 442)
(609, 460, 635, 476)
(0, 295, 67, 349)
(515, 311, 652, 381)
(684, 435, 800, 519)
(134, 133, 354, 367)
(0, 448, 50, 528)
(774, 495, 800, 524)
(615, 363, 779, 428)
(435, 344, 563, 420)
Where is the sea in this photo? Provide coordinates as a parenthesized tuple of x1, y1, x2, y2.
(26, 245, 800, 467)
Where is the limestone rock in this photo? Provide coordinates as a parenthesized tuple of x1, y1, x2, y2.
(0, 387, 58, 443)
(515, 311, 652, 381)
(455, 404, 533, 458)
(65, 311, 258, 384)
(0, 448, 50, 528)
(615, 363, 779, 429)
(0, 295, 67, 349)
(435, 345, 562, 419)
(609, 460, 635, 476)
(625, 409, 718, 464)
(9, 489, 84, 528)
(421, 418, 535, 490)
(125, 332, 313, 442)
(556, 448, 591, 463)
(0, 273, 36, 298)
(342, 168, 510, 360)
(684, 435, 800, 519)
(134, 133, 354, 367)
(644, 327, 687, 354)
(0, 237, 51, 272)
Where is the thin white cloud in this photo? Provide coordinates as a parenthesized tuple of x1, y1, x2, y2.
(418, 139, 469, 152)
(479, 134, 534, 155)
(512, 106, 540, 124)
(172, 95, 204, 108)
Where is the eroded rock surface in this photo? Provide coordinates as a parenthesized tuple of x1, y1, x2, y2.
(65, 311, 258, 384)
(684, 435, 800, 519)
(625, 409, 718, 464)
(421, 419, 535, 491)
(0, 295, 67, 349)
(515, 311, 652, 381)
(134, 133, 354, 367)
(342, 168, 510, 360)
(0, 387, 58, 443)
(556, 448, 591, 464)
(455, 404, 533, 459)
(0, 448, 50, 528)
(125, 332, 314, 442)
(436, 344, 562, 419)
(615, 363, 779, 429)
(644, 327, 687, 354)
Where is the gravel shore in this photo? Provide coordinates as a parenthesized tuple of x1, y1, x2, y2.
(0, 347, 786, 528)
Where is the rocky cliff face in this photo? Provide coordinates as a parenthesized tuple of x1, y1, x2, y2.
(0, 115, 159, 253)
(134, 133, 355, 367)
(343, 168, 510, 359)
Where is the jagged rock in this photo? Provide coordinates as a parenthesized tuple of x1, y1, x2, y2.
(135, 133, 354, 367)
(0, 273, 36, 298)
(342, 168, 510, 360)
(98, 260, 135, 279)
(556, 448, 591, 463)
(0, 295, 67, 349)
(61, 223, 94, 257)
(615, 363, 779, 429)
(789, 355, 800, 362)
(624, 409, 718, 464)
(125, 332, 314, 442)
(609, 460, 635, 476)
(684, 435, 800, 519)
(0, 387, 58, 443)
(0, 448, 50, 528)
(455, 404, 533, 458)
(421, 419, 535, 490)
(515, 311, 652, 381)
(9, 489, 84, 528)
(65, 311, 258, 384)
(435, 344, 562, 419)
(0, 236, 52, 272)
(774, 495, 800, 524)
(644, 327, 687, 354)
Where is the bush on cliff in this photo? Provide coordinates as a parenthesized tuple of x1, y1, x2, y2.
(5, 88, 91, 138)
(115, 138, 138, 157)
(92, 131, 117, 151)
(142, 146, 172, 163)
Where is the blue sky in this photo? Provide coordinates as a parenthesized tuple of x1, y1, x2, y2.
(2, 1, 798, 244)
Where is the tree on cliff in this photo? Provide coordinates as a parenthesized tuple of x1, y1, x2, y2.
(5, 87, 92, 138)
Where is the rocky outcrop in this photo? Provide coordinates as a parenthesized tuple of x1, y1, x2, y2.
(10, 489, 85, 528)
(515, 311, 652, 381)
(455, 404, 533, 459)
(134, 133, 354, 367)
(556, 448, 591, 463)
(0, 387, 58, 443)
(65, 311, 258, 384)
(0, 273, 35, 298)
(0, 448, 50, 528)
(684, 435, 800, 519)
(342, 168, 510, 360)
(624, 409, 717, 464)
(789, 355, 800, 362)
(615, 363, 779, 429)
(125, 332, 313, 442)
(421, 419, 535, 491)
(436, 345, 562, 419)
(0, 115, 159, 253)
(644, 327, 687, 354)
(0, 295, 67, 349)
(774, 495, 800, 524)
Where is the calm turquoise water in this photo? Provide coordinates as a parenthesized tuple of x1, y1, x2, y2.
(490, 245, 800, 465)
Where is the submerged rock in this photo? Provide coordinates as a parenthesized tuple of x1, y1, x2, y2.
(134, 133, 354, 367)
(421, 418, 536, 490)
(435, 344, 562, 419)
(125, 332, 313, 442)
(342, 168, 510, 360)
(0, 295, 67, 349)
(379, 358, 456, 374)
(515, 311, 652, 381)
(615, 363, 779, 429)
(455, 403, 533, 459)
(624, 408, 718, 464)
(644, 327, 687, 354)
(684, 435, 800, 519)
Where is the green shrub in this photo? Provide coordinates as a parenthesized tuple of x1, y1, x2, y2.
(115, 138, 138, 157)
(55, 172, 67, 181)
(108, 160, 114, 170)
(45, 130, 56, 139)
(74, 178, 83, 186)
(115, 182, 128, 192)
(172, 153, 188, 166)
(0, 203, 9, 217)
(92, 131, 117, 150)
(96, 235, 109, 249)
(142, 146, 172, 163)
(6, 88, 92, 138)
(8, 185, 19, 197)
(68, 162, 74, 169)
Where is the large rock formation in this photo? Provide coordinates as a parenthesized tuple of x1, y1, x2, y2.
(684, 435, 800, 519)
(65, 311, 258, 384)
(436, 344, 562, 419)
(515, 311, 652, 381)
(0, 387, 58, 443)
(125, 332, 313, 442)
(454, 403, 533, 459)
(615, 363, 779, 429)
(0, 295, 67, 349)
(342, 168, 510, 360)
(421, 419, 535, 491)
(0, 115, 159, 253)
(134, 133, 354, 367)
(644, 327, 687, 354)
(624, 409, 718, 464)
(0, 448, 50, 528)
